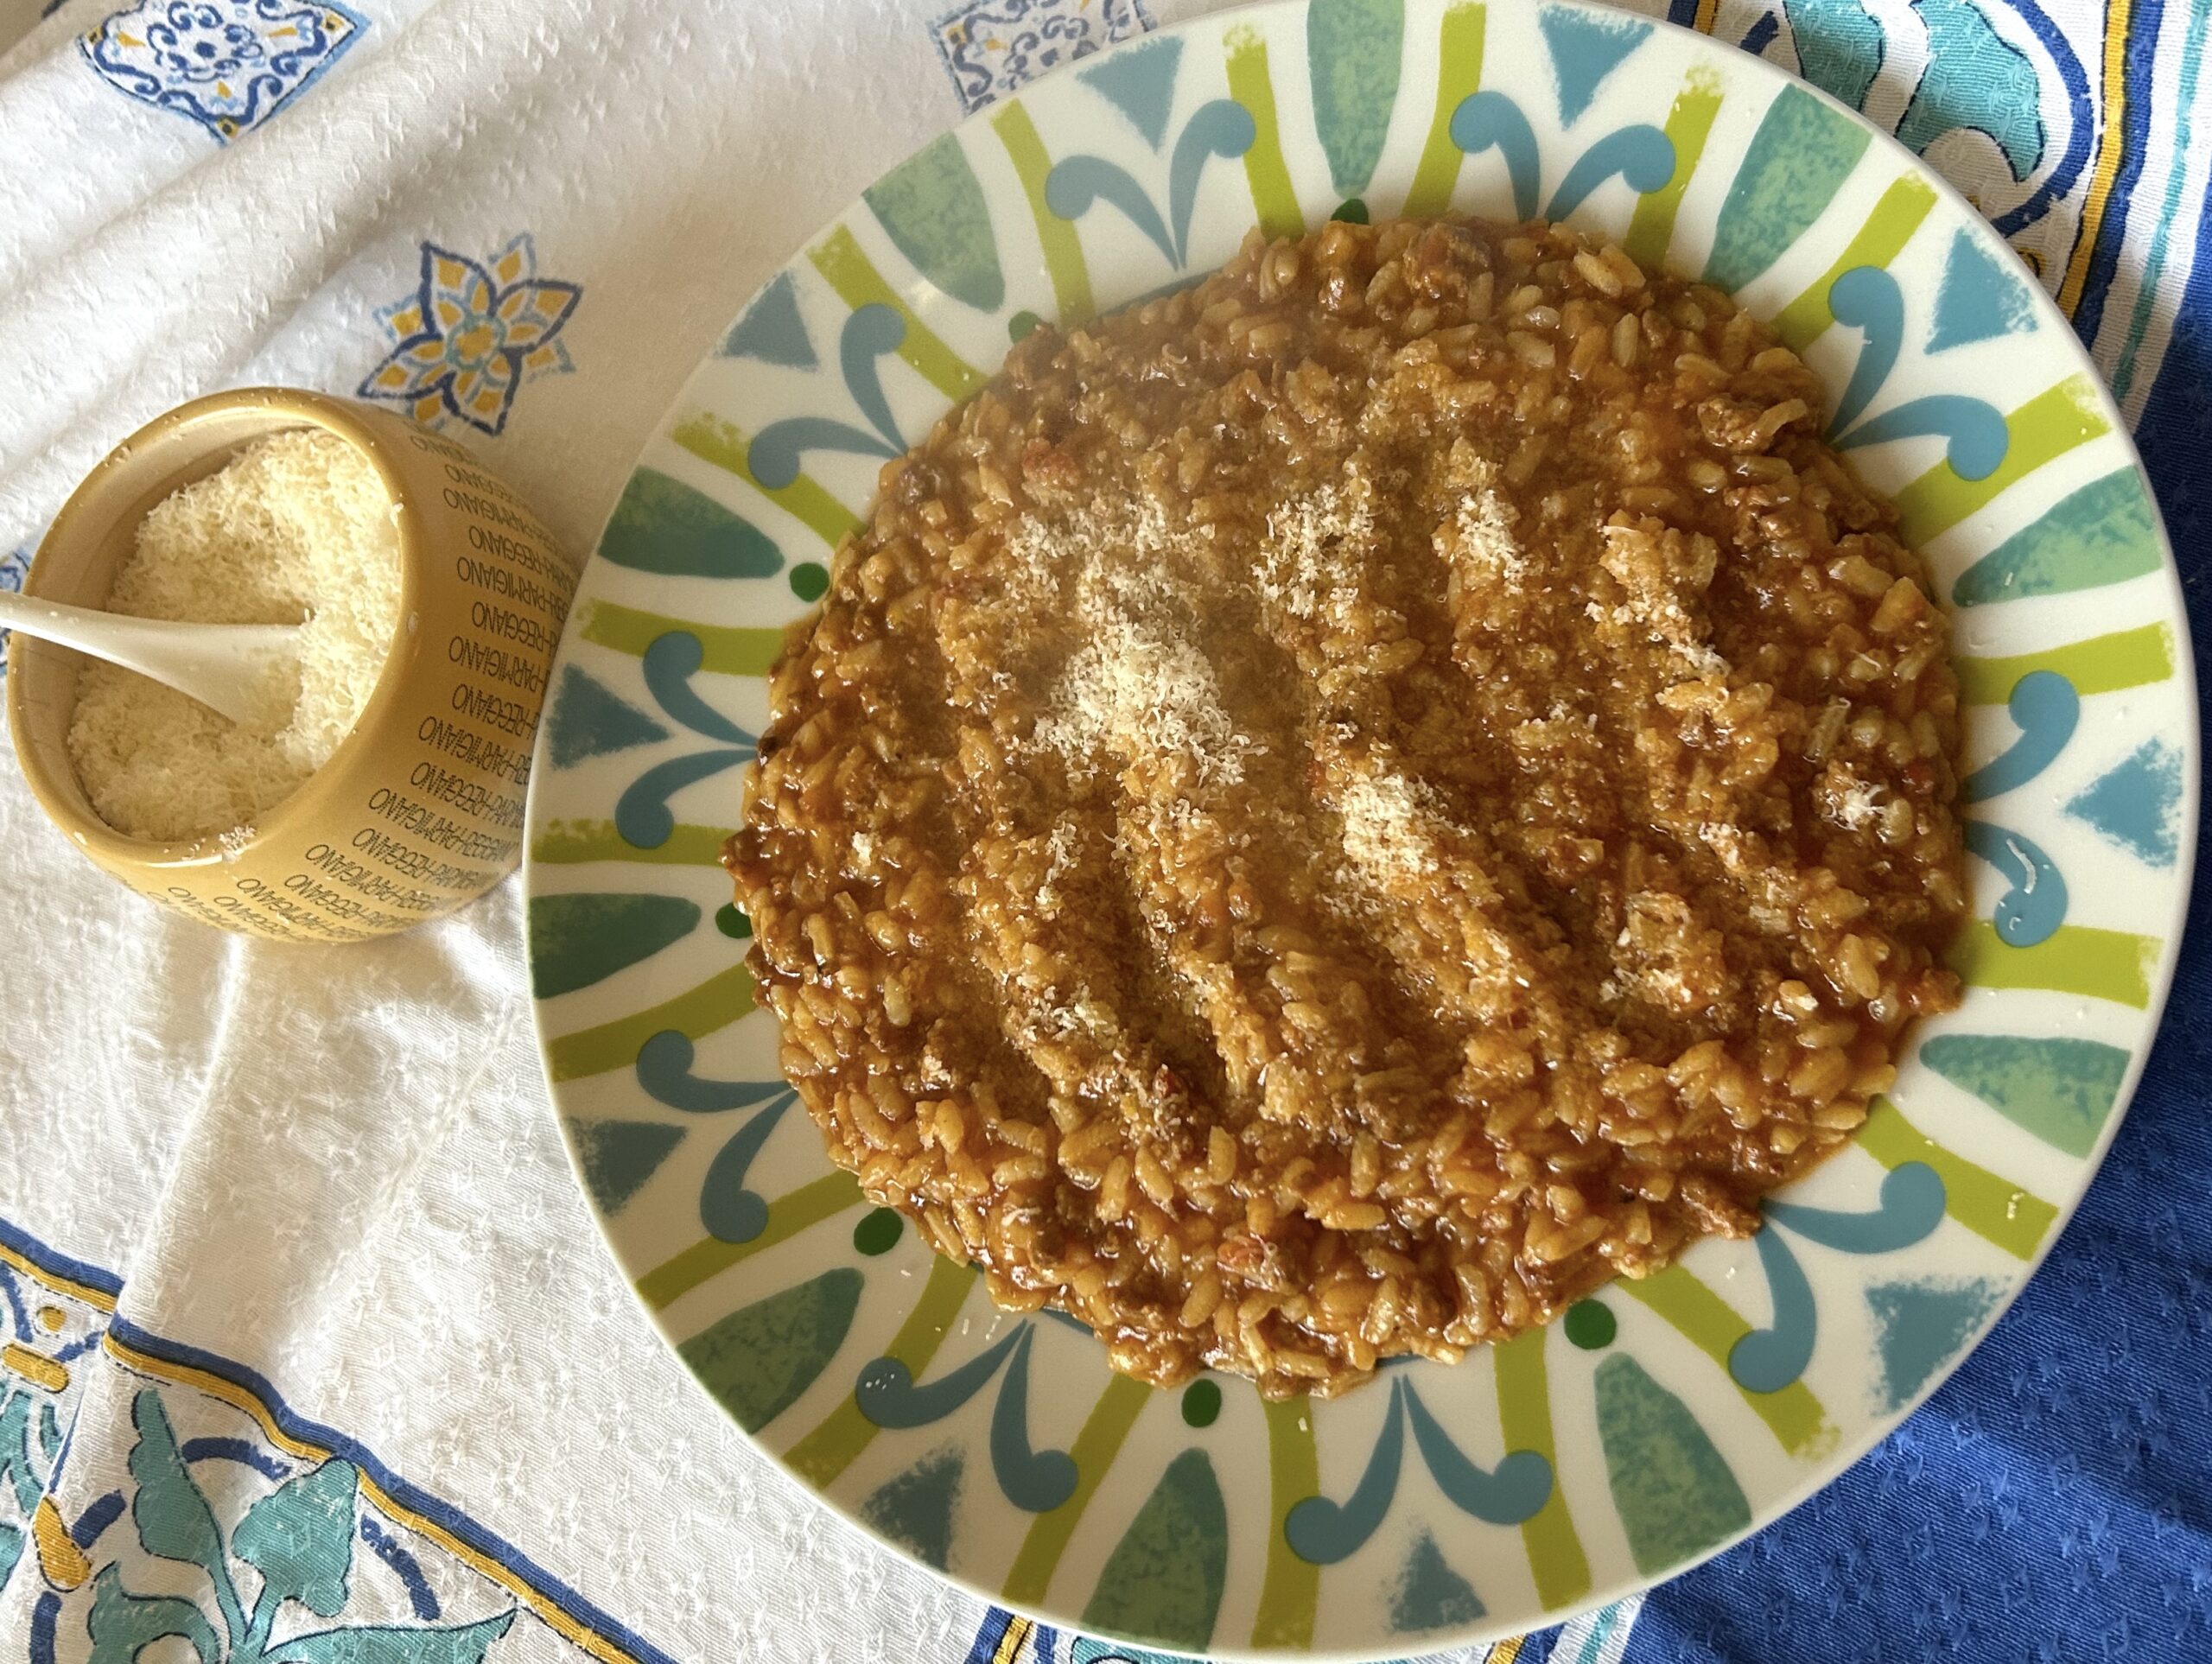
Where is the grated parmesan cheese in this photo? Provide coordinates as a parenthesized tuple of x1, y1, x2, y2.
(1258, 469, 1378, 620)
(1823, 766, 1887, 830)
(1028, 499, 1250, 785)
(67, 429, 402, 843)
(1336, 765, 1440, 886)
(1440, 484, 1526, 591)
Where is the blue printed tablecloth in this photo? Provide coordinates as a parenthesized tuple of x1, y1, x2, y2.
(0, 0, 2203, 1661)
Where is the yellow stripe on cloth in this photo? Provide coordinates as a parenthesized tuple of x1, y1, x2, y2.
(2057, 0, 2137, 314)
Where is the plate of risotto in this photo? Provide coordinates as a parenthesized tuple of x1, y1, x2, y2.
(523, 2, 2195, 1654)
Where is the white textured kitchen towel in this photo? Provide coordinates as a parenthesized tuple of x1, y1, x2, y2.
(0, 0, 2206, 1661)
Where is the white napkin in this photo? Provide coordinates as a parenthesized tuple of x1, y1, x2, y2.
(0, 0, 2201, 1660)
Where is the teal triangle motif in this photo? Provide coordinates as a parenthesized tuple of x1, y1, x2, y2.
(1538, 3, 1653, 125)
(679, 1271, 864, 1433)
(544, 664, 667, 769)
(721, 271, 817, 367)
(2065, 737, 2183, 867)
(1595, 1355, 1751, 1575)
(1390, 1530, 1485, 1632)
(599, 467, 783, 578)
(1920, 1034, 2130, 1157)
(528, 892, 701, 998)
(1929, 228, 2037, 351)
(568, 1118, 685, 1215)
(861, 1448, 963, 1570)
(1866, 1278, 2002, 1411)
(1078, 35, 1185, 148)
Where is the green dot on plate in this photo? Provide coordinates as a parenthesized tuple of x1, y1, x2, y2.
(1332, 197, 1370, 225)
(789, 562, 830, 602)
(1564, 1299, 1617, 1350)
(1180, 1378, 1222, 1427)
(1008, 309, 1044, 340)
(853, 1208, 904, 1256)
(715, 903, 752, 939)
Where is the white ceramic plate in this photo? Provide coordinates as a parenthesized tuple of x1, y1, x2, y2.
(523, 3, 2196, 1654)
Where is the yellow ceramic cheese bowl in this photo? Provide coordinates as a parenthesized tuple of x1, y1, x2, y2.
(9, 388, 577, 943)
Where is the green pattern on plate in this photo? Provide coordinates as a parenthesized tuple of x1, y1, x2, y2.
(1594, 1356, 1751, 1576)
(864, 133, 1006, 314)
(1080, 1449, 1230, 1654)
(527, 892, 700, 998)
(678, 1270, 863, 1433)
(1921, 1034, 2132, 1156)
(1306, 0, 1404, 196)
(598, 467, 782, 578)
(1702, 86, 1870, 292)
(862, 1448, 964, 1571)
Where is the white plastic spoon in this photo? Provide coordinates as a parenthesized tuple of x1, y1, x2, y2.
(0, 591, 300, 725)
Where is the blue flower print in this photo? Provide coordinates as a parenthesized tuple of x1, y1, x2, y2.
(359, 235, 582, 437)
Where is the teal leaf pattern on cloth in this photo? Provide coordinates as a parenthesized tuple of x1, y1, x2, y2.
(232, 1459, 359, 1620)
(93, 1390, 517, 1664)
(1781, 0, 1885, 109)
(1, 1386, 54, 1515)
(253, 1612, 515, 1664)
(1895, 0, 2044, 180)
(128, 1391, 243, 1635)
(89, 1564, 224, 1664)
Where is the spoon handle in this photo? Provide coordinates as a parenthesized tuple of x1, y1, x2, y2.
(0, 590, 298, 725)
